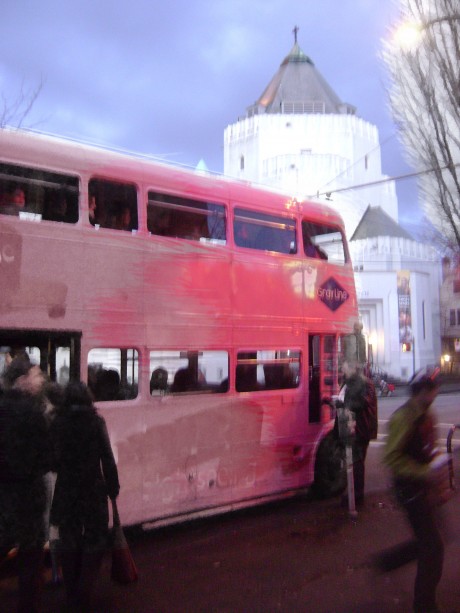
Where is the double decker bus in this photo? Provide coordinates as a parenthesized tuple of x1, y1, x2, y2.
(0, 128, 358, 527)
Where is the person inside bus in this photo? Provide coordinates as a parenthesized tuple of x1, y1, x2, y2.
(303, 231, 328, 260)
(171, 367, 198, 393)
(263, 363, 294, 390)
(113, 204, 132, 231)
(175, 212, 205, 241)
(236, 363, 260, 392)
(93, 368, 121, 401)
(43, 191, 68, 223)
(150, 367, 168, 395)
(234, 220, 257, 249)
(148, 206, 171, 236)
(88, 194, 97, 225)
(0, 186, 27, 216)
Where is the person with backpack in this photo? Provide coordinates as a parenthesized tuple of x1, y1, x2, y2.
(335, 359, 378, 507)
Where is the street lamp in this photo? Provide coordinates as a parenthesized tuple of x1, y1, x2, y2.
(443, 353, 452, 373)
(393, 22, 424, 50)
(393, 13, 460, 50)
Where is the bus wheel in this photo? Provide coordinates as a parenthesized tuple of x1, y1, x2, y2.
(313, 432, 346, 498)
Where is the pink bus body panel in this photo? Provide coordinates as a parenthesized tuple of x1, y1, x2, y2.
(0, 129, 358, 526)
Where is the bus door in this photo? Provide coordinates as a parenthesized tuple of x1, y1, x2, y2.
(308, 334, 338, 423)
(0, 329, 81, 384)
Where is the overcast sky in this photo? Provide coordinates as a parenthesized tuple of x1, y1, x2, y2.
(0, 0, 421, 226)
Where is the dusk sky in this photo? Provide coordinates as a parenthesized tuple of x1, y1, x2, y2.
(0, 0, 421, 226)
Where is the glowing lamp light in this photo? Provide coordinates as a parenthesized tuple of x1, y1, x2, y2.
(368, 332, 378, 350)
(393, 22, 423, 51)
(392, 14, 460, 52)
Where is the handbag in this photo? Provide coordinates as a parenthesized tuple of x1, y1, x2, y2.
(111, 498, 138, 584)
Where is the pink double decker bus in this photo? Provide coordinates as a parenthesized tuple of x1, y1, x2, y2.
(0, 128, 358, 527)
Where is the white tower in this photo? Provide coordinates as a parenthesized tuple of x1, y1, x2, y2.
(224, 37, 398, 238)
(223, 33, 441, 380)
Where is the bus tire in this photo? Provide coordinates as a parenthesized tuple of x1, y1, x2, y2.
(313, 431, 346, 498)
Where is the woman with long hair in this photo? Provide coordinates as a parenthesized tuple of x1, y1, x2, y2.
(51, 381, 120, 611)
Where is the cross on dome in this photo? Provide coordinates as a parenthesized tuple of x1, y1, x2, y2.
(293, 25, 299, 43)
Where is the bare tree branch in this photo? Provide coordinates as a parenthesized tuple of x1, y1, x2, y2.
(0, 76, 44, 129)
(383, 0, 460, 255)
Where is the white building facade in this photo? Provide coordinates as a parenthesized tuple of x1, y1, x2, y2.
(224, 39, 441, 380)
(439, 258, 460, 373)
(350, 207, 440, 380)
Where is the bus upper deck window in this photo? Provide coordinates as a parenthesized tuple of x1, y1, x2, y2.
(147, 192, 226, 244)
(234, 208, 297, 255)
(302, 219, 347, 264)
(88, 179, 138, 231)
(0, 162, 79, 223)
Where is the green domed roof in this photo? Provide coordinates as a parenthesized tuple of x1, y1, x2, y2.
(247, 36, 355, 116)
(281, 41, 314, 66)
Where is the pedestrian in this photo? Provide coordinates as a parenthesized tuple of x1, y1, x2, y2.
(42, 381, 65, 585)
(380, 367, 443, 613)
(0, 356, 51, 613)
(50, 381, 120, 611)
(336, 359, 377, 507)
(343, 321, 367, 366)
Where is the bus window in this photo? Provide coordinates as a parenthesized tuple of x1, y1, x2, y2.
(0, 345, 40, 378)
(149, 350, 229, 395)
(302, 220, 347, 264)
(88, 348, 138, 401)
(147, 192, 226, 244)
(234, 208, 296, 254)
(236, 350, 300, 392)
(88, 179, 138, 231)
(0, 162, 79, 223)
(0, 330, 81, 384)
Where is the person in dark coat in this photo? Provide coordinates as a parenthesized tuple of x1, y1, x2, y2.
(336, 359, 377, 506)
(0, 356, 51, 613)
(50, 381, 120, 611)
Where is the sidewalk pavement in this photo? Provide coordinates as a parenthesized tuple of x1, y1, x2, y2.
(1, 489, 459, 612)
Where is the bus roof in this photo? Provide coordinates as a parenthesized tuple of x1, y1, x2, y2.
(0, 127, 345, 227)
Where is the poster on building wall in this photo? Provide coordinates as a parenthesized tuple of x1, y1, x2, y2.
(398, 270, 413, 349)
